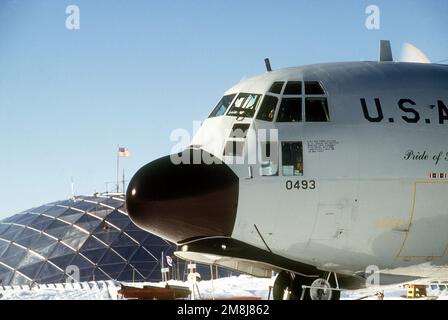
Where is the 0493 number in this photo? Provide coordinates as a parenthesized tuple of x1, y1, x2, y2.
(285, 180, 316, 190)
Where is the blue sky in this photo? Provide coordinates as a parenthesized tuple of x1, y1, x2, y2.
(0, 0, 447, 217)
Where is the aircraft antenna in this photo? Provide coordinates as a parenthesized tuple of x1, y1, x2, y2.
(264, 58, 272, 72)
(435, 58, 448, 64)
(379, 40, 393, 62)
(254, 224, 273, 253)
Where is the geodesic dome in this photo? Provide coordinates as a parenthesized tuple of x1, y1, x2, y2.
(0, 194, 175, 285)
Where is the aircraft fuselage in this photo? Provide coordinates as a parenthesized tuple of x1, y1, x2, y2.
(127, 61, 448, 285)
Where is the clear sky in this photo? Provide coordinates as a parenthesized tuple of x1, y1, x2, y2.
(0, 0, 447, 217)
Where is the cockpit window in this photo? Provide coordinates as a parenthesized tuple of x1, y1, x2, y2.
(284, 81, 302, 95)
(282, 142, 303, 176)
(305, 98, 330, 122)
(226, 93, 261, 118)
(304, 81, 329, 122)
(305, 81, 325, 95)
(229, 123, 250, 138)
(268, 82, 284, 94)
(271, 80, 330, 123)
(256, 95, 278, 122)
(209, 94, 236, 118)
(276, 98, 302, 122)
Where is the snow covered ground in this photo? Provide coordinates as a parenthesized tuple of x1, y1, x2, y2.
(1, 275, 447, 300)
(0, 281, 120, 300)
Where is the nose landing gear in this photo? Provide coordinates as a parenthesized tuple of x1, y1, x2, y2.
(308, 278, 335, 300)
(303, 272, 341, 300)
(273, 271, 341, 300)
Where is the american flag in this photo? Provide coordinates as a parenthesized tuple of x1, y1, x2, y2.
(166, 255, 173, 267)
(118, 147, 130, 157)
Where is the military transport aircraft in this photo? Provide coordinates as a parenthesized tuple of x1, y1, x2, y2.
(126, 41, 448, 300)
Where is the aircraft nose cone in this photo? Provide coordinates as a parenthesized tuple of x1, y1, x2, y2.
(126, 150, 239, 243)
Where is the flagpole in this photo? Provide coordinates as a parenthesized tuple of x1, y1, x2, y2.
(161, 251, 165, 282)
(116, 145, 120, 193)
(122, 169, 125, 195)
(70, 177, 75, 200)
